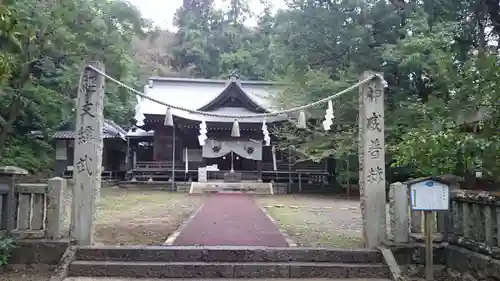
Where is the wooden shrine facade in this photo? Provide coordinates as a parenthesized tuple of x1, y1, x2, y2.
(127, 122, 329, 183)
(127, 75, 333, 189)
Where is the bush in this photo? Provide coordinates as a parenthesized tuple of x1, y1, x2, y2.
(0, 238, 14, 266)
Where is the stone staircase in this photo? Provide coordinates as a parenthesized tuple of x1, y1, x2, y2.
(189, 182, 274, 194)
(67, 246, 391, 279)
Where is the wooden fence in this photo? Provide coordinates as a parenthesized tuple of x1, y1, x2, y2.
(389, 182, 500, 258)
(0, 167, 65, 240)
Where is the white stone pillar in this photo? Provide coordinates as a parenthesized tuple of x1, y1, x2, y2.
(358, 71, 386, 247)
(389, 182, 410, 242)
(71, 61, 104, 245)
(46, 177, 66, 239)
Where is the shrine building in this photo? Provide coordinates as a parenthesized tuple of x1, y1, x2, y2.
(40, 74, 335, 193)
(126, 74, 332, 192)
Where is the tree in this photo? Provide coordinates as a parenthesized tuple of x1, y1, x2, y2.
(268, 0, 500, 181)
(170, 0, 221, 77)
(164, 0, 500, 181)
(0, 0, 152, 171)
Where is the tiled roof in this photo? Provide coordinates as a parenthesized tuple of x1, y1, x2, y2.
(51, 129, 124, 139)
(103, 119, 127, 138)
(136, 77, 287, 123)
(51, 130, 76, 139)
(32, 119, 127, 140)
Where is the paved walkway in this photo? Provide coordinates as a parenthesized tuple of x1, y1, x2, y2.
(172, 194, 289, 247)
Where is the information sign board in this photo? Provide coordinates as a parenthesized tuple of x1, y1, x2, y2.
(410, 180, 449, 211)
(198, 167, 207, 182)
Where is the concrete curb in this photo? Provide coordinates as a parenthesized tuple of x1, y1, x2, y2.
(258, 205, 297, 247)
(164, 203, 205, 245)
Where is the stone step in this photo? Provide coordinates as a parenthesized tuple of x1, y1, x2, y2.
(189, 182, 274, 195)
(74, 246, 384, 263)
(68, 261, 391, 279)
(64, 277, 391, 281)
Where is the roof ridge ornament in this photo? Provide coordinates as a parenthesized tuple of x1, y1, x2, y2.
(229, 69, 240, 80)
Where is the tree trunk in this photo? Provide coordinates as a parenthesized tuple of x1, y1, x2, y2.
(476, 1, 487, 52)
(0, 98, 22, 156)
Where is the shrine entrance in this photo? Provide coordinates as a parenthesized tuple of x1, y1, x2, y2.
(202, 138, 262, 177)
(206, 152, 257, 172)
(232, 153, 258, 171)
(72, 62, 387, 249)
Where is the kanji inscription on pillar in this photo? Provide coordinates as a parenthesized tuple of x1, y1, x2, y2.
(71, 62, 104, 245)
(358, 71, 386, 247)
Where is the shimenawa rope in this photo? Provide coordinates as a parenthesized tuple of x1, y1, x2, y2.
(85, 65, 383, 119)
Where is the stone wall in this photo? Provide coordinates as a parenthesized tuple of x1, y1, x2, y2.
(444, 245, 500, 281)
(389, 242, 500, 280)
(10, 239, 73, 265)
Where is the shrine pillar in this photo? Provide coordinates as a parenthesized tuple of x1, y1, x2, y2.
(256, 160, 263, 182)
(358, 71, 386, 247)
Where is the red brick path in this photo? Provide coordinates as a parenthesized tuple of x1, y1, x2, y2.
(173, 194, 289, 247)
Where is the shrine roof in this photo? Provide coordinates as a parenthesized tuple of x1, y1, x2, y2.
(31, 119, 127, 140)
(126, 127, 154, 137)
(136, 76, 288, 123)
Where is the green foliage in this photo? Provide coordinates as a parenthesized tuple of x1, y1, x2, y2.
(170, 0, 275, 80)
(391, 53, 500, 179)
(0, 0, 152, 172)
(0, 136, 53, 173)
(264, 0, 500, 181)
(0, 238, 14, 266)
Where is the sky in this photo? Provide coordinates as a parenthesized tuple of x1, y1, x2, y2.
(127, 0, 287, 30)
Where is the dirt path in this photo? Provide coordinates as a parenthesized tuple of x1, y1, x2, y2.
(173, 194, 289, 246)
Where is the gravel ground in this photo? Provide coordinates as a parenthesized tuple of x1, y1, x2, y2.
(92, 189, 202, 245)
(256, 194, 365, 248)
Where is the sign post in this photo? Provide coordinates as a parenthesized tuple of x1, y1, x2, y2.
(408, 177, 450, 281)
